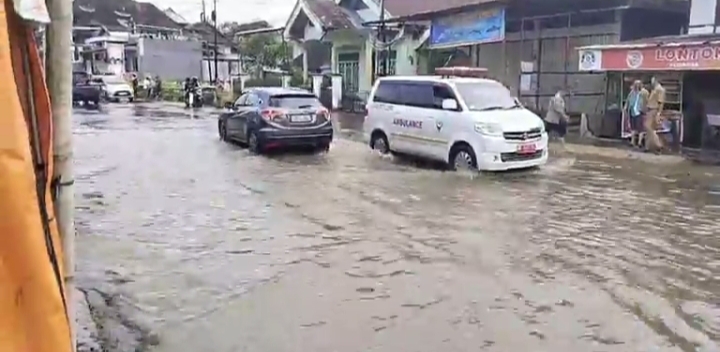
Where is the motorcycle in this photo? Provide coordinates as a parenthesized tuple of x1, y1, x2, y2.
(185, 87, 203, 108)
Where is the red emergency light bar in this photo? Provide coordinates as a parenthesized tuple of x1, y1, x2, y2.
(435, 66, 488, 78)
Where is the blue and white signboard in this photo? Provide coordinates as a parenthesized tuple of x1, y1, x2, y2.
(430, 8, 505, 49)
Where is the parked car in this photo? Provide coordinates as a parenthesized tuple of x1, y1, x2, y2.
(92, 75, 134, 103)
(363, 70, 548, 171)
(217, 87, 333, 154)
(72, 72, 101, 106)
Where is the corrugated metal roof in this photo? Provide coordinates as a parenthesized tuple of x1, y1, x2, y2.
(381, 0, 500, 19)
(579, 33, 720, 51)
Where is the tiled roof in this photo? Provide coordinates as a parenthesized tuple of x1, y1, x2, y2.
(304, 0, 356, 30)
(73, 0, 183, 30)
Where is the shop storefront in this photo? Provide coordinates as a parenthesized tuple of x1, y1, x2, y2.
(578, 36, 720, 152)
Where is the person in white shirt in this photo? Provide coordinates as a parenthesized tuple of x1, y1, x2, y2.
(144, 76, 154, 98)
(544, 90, 570, 144)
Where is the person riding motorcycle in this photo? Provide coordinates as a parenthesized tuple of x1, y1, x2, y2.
(185, 77, 201, 108)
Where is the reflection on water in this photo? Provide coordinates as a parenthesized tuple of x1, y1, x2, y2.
(74, 104, 720, 352)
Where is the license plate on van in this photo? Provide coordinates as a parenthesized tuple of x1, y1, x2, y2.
(517, 143, 536, 154)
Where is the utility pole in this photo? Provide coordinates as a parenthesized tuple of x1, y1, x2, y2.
(201, 0, 206, 21)
(378, 0, 386, 76)
(45, 0, 76, 349)
(212, 0, 218, 84)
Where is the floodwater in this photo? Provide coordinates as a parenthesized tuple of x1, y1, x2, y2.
(74, 103, 720, 352)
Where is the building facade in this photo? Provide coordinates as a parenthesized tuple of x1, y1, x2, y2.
(72, 0, 240, 81)
(283, 0, 426, 94)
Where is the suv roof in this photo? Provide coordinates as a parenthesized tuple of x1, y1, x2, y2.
(375, 76, 499, 85)
(247, 87, 314, 96)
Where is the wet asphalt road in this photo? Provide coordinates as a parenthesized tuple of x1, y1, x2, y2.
(74, 102, 720, 352)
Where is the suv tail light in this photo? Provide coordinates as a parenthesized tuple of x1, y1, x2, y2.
(316, 107, 329, 121)
(261, 109, 286, 121)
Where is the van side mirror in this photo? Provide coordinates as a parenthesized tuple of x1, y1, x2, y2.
(441, 99, 458, 111)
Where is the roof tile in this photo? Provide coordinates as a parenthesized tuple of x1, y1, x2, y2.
(73, 0, 182, 30)
(304, 0, 356, 30)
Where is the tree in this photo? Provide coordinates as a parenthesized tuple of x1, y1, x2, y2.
(239, 33, 287, 76)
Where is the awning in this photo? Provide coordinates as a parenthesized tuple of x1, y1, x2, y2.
(577, 36, 720, 72)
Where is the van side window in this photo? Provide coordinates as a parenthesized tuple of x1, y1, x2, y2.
(433, 84, 458, 110)
(373, 81, 400, 104)
(400, 83, 434, 108)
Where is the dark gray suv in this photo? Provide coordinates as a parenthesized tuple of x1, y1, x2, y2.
(218, 87, 333, 154)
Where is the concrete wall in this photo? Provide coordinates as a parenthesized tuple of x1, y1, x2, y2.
(139, 38, 203, 81)
(201, 59, 240, 82)
(391, 36, 424, 76)
(475, 23, 620, 115)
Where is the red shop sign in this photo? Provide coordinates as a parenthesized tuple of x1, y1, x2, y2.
(596, 43, 720, 71)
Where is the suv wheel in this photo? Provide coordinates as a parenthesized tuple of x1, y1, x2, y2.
(218, 120, 227, 141)
(248, 131, 262, 154)
(370, 132, 390, 154)
(316, 142, 330, 153)
(450, 144, 477, 171)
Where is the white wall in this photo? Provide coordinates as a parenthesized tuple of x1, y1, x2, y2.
(689, 0, 719, 34)
(391, 36, 423, 76)
(303, 22, 323, 41)
(106, 43, 125, 75)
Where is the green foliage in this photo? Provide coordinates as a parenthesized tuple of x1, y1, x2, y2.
(162, 82, 185, 102)
(244, 77, 282, 88)
(239, 34, 288, 77)
(289, 70, 305, 88)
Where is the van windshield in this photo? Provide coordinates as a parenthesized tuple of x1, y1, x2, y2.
(454, 82, 520, 112)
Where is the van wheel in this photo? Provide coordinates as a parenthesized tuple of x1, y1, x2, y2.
(370, 131, 390, 154)
(449, 143, 477, 171)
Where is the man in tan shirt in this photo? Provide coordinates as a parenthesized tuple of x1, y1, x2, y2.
(644, 76, 665, 152)
(544, 90, 570, 144)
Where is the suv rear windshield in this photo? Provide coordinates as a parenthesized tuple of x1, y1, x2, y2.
(269, 95, 322, 109)
(454, 81, 520, 111)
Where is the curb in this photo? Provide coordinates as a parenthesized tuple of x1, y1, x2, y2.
(76, 288, 101, 352)
(554, 142, 686, 165)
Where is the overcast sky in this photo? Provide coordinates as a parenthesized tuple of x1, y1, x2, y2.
(149, 0, 296, 26)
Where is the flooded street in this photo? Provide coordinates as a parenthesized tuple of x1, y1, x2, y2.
(74, 103, 720, 352)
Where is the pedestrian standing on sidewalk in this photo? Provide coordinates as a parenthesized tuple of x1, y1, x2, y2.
(144, 75, 154, 99)
(624, 80, 649, 147)
(131, 73, 139, 98)
(645, 76, 666, 152)
(544, 90, 570, 145)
